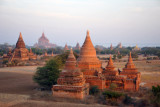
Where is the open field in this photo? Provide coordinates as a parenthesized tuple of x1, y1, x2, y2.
(0, 56, 160, 106)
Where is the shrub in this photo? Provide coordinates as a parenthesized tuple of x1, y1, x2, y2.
(152, 85, 160, 106)
(2, 59, 8, 64)
(33, 59, 61, 89)
(89, 86, 100, 95)
(147, 57, 152, 60)
(113, 54, 116, 60)
(117, 54, 122, 59)
(109, 83, 117, 90)
(102, 90, 124, 99)
(123, 95, 134, 105)
(152, 85, 160, 96)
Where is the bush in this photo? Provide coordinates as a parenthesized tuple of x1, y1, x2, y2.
(109, 83, 117, 90)
(147, 57, 152, 60)
(152, 85, 160, 106)
(3, 59, 8, 64)
(33, 59, 61, 89)
(102, 90, 124, 99)
(89, 86, 100, 95)
(123, 95, 134, 105)
(152, 85, 160, 96)
(117, 54, 122, 59)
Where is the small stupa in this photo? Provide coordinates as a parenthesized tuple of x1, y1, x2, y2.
(110, 44, 113, 50)
(52, 48, 89, 99)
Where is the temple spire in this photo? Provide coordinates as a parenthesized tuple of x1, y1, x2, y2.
(106, 55, 115, 70)
(87, 30, 90, 37)
(51, 50, 54, 56)
(16, 32, 26, 48)
(29, 48, 32, 53)
(125, 52, 135, 69)
(65, 48, 77, 70)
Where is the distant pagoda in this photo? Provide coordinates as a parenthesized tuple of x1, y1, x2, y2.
(64, 43, 69, 52)
(34, 32, 56, 48)
(74, 42, 81, 50)
(110, 43, 113, 50)
(132, 45, 141, 51)
(117, 42, 122, 48)
(52, 48, 89, 99)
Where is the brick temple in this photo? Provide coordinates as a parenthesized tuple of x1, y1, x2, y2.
(52, 30, 141, 99)
(52, 48, 89, 99)
(3, 32, 37, 62)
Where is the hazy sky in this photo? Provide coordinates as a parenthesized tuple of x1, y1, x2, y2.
(0, 0, 160, 47)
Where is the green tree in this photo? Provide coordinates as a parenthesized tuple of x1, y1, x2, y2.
(33, 59, 61, 89)
(89, 86, 100, 95)
(113, 54, 117, 60)
(117, 54, 122, 59)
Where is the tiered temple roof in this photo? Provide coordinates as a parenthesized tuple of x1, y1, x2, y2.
(123, 52, 137, 72)
(16, 32, 26, 48)
(64, 48, 76, 70)
(52, 49, 89, 99)
(103, 55, 118, 76)
(77, 30, 101, 73)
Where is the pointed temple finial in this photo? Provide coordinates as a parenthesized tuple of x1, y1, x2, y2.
(87, 30, 90, 37)
(129, 52, 133, 63)
(106, 55, 114, 70)
(19, 32, 22, 38)
(30, 48, 32, 53)
(42, 32, 45, 37)
(16, 32, 26, 48)
(124, 52, 135, 69)
(51, 50, 54, 56)
(70, 48, 73, 53)
(65, 48, 76, 70)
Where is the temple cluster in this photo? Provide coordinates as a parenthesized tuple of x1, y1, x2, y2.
(52, 30, 141, 99)
(3, 31, 141, 99)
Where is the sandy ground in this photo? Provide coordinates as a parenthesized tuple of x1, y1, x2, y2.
(0, 56, 160, 106)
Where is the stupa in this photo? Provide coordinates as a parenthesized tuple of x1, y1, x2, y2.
(77, 30, 105, 89)
(74, 42, 81, 50)
(28, 48, 37, 60)
(44, 51, 48, 57)
(51, 51, 54, 56)
(52, 48, 89, 99)
(117, 43, 122, 48)
(3, 48, 12, 60)
(77, 30, 102, 75)
(120, 52, 141, 91)
(132, 45, 141, 51)
(110, 44, 113, 50)
(64, 43, 69, 51)
(103, 55, 127, 89)
(103, 55, 118, 76)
